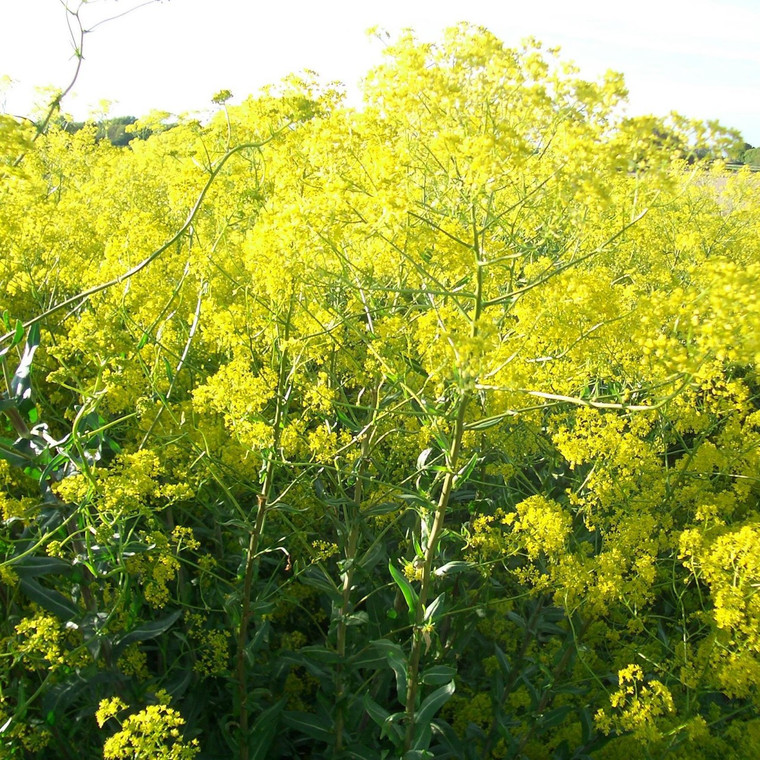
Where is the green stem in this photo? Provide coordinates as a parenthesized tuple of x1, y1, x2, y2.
(403, 209, 483, 752)
(334, 519, 361, 755)
(402, 395, 469, 752)
(335, 396, 376, 755)
(236, 308, 293, 760)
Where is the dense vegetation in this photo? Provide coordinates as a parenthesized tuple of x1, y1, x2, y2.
(2, 25, 760, 760)
(742, 146, 760, 167)
(56, 115, 156, 147)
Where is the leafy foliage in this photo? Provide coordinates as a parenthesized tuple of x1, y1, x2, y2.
(57, 115, 157, 147)
(744, 146, 760, 167)
(1, 24, 760, 760)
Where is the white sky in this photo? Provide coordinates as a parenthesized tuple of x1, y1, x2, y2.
(0, 0, 758, 145)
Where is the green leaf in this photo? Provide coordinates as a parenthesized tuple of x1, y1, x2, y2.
(494, 645, 512, 676)
(522, 673, 540, 707)
(0, 438, 34, 467)
(27, 322, 40, 349)
(421, 665, 456, 685)
(281, 710, 332, 742)
(372, 640, 408, 706)
(357, 541, 385, 572)
(269, 501, 307, 514)
(12, 556, 71, 579)
(249, 700, 285, 760)
(416, 680, 455, 730)
(347, 649, 387, 669)
(423, 593, 445, 623)
(538, 705, 572, 732)
(344, 744, 383, 760)
(433, 561, 470, 577)
(114, 609, 182, 653)
(10, 320, 24, 349)
(580, 706, 594, 745)
(249, 620, 271, 655)
(404, 747, 434, 759)
(19, 578, 78, 621)
(336, 409, 360, 432)
(39, 453, 71, 486)
(416, 447, 434, 471)
(410, 720, 434, 754)
(11, 331, 39, 400)
(345, 611, 369, 626)
(363, 695, 391, 730)
(455, 453, 479, 484)
(389, 560, 418, 620)
(426, 716, 466, 756)
(361, 501, 399, 517)
(363, 697, 405, 744)
(164, 665, 193, 699)
(464, 413, 510, 431)
(300, 565, 341, 602)
(302, 645, 344, 663)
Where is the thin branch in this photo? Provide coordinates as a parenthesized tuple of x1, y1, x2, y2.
(85, 0, 162, 32)
(485, 208, 649, 307)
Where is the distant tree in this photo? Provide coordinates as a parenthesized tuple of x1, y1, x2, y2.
(618, 116, 743, 170)
(103, 115, 139, 146)
(55, 114, 154, 146)
(744, 146, 760, 166)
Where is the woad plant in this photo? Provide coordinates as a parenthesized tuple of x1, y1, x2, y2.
(1, 22, 760, 760)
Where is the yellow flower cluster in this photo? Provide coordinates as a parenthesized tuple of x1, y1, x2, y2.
(680, 522, 760, 697)
(512, 495, 571, 560)
(97, 693, 199, 760)
(186, 613, 230, 677)
(125, 527, 196, 608)
(596, 664, 675, 743)
(14, 610, 86, 670)
(117, 643, 150, 680)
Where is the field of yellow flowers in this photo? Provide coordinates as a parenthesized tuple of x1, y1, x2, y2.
(2, 25, 760, 760)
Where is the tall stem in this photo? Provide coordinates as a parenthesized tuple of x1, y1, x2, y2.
(334, 519, 361, 754)
(403, 211, 484, 752)
(236, 307, 293, 760)
(334, 393, 376, 755)
(402, 395, 468, 752)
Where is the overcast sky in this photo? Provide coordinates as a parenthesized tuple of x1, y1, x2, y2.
(1, 0, 758, 145)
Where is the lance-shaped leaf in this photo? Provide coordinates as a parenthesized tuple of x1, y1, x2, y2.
(389, 560, 418, 620)
(10, 324, 40, 400)
(113, 609, 182, 657)
(12, 556, 72, 579)
(415, 680, 455, 729)
(249, 699, 285, 760)
(19, 578, 78, 621)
